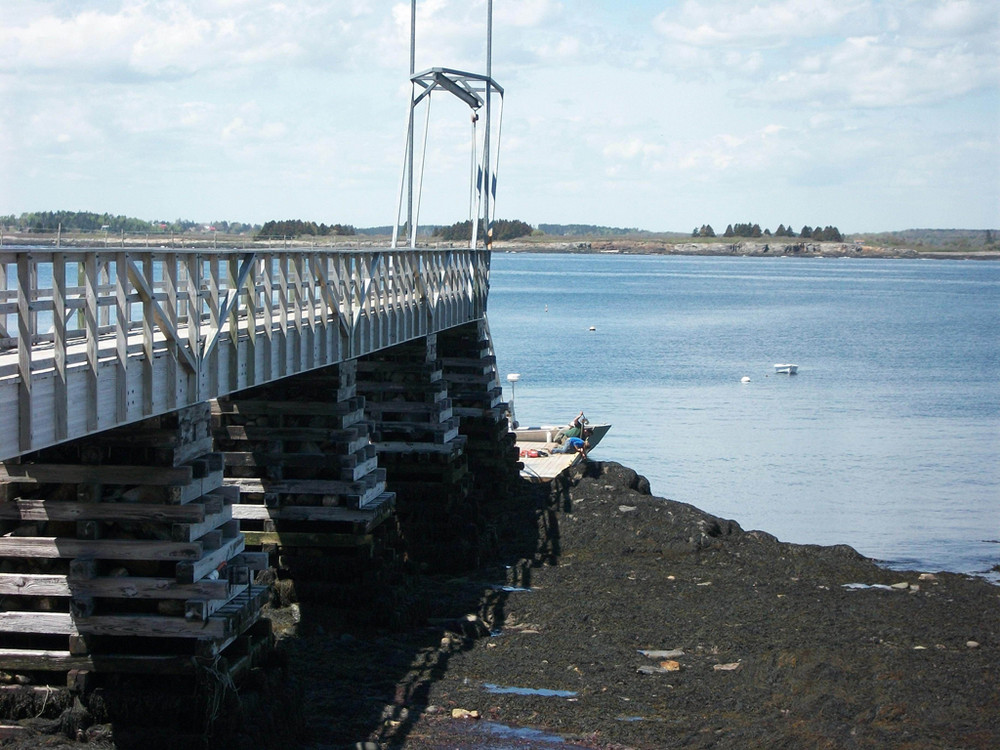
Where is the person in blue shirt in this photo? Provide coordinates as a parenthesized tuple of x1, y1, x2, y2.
(554, 432, 590, 457)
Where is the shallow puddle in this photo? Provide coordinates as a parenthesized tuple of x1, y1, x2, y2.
(476, 721, 567, 743)
(439, 719, 596, 749)
(482, 683, 578, 698)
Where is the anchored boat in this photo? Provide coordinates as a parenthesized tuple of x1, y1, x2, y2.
(774, 363, 799, 375)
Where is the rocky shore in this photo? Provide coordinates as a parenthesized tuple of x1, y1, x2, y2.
(269, 460, 998, 750)
(2, 461, 996, 749)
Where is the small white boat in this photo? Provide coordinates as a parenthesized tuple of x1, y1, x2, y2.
(774, 363, 798, 375)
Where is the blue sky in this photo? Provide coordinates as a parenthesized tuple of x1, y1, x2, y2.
(1, 0, 997, 232)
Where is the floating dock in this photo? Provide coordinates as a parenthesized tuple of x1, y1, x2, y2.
(515, 438, 583, 482)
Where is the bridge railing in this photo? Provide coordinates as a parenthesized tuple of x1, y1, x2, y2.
(0, 247, 490, 460)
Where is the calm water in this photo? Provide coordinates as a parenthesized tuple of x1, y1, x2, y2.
(486, 253, 1000, 580)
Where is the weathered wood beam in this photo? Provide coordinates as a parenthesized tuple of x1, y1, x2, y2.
(0, 463, 194, 486)
(0, 537, 202, 561)
(0, 573, 229, 600)
(0, 499, 212, 523)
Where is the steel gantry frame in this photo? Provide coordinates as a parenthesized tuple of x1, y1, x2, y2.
(392, 0, 504, 251)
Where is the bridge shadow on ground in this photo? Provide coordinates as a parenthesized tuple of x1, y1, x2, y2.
(230, 472, 569, 750)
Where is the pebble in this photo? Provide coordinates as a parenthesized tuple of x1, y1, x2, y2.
(891, 582, 910, 590)
(967, 641, 980, 649)
(918, 573, 938, 581)
(713, 662, 742, 672)
(618, 505, 637, 513)
(637, 665, 669, 675)
(638, 649, 685, 659)
(659, 660, 681, 671)
(451, 708, 480, 720)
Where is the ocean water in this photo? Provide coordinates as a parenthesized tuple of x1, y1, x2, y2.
(485, 252, 1000, 580)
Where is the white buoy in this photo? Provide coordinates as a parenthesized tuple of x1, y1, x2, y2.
(741, 376, 751, 383)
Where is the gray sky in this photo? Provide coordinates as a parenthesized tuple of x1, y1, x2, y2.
(2, 0, 997, 232)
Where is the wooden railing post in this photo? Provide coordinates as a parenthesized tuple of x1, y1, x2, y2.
(16, 253, 32, 452)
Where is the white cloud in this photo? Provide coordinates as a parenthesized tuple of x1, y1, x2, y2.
(921, 0, 995, 35)
(653, 0, 871, 46)
(651, 0, 999, 108)
(1, 1, 996, 229)
(495, 0, 563, 27)
(757, 33, 994, 107)
(603, 137, 664, 161)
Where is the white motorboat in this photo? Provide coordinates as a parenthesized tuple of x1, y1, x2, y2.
(774, 363, 799, 375)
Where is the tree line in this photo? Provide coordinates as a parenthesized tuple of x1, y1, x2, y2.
(693, 222, 843, 241)
(0, 211, 257, 235)
(433, 219, 533, 242)
(255, 220, 355, 238)
(536, 223, 641, 237)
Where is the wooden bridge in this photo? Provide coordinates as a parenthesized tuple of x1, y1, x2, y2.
(0, 245, 518, 711)
(0, 247, 490, 458)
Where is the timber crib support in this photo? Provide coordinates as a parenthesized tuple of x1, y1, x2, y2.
(0, 404, 269, 689)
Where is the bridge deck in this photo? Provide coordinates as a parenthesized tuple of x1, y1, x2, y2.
(0, 246, 489, 460)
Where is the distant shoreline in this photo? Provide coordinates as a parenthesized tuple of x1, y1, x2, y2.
(3, 233, 998, 260)
(493, 238, 1000, 261)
